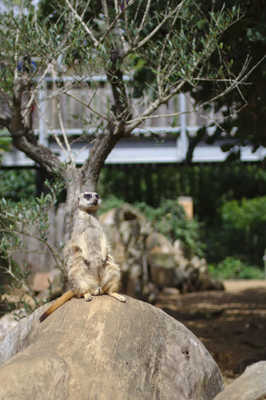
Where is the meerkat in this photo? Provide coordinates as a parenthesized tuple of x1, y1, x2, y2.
(39, 192, 125, 322)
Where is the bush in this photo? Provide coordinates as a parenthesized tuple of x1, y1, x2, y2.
(0, 169, 35, 201)
(0, 179, 64, 314)
(220, 196, 266, 266)
(209, 257, 264, 280)
(98, 195, 125, 215)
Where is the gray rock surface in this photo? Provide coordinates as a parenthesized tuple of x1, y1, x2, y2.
(0, 304, 46, 365)
(0, 312, 18, 342)
(0, 296, 223, 400)
(213, 361, 266, 400)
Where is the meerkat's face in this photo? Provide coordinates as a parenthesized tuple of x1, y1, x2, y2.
(78, 192, 101, 212)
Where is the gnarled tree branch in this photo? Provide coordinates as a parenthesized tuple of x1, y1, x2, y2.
(0, 90, 11, 129)
(9, 77, 64, 175)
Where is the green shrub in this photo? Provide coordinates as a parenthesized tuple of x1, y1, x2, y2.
(209, 257, 264, 280)
(0, 169, 35, 201)
(0, 179, 64, 314)
(220, 196, 266, 265)
(99, 195, 125, 214)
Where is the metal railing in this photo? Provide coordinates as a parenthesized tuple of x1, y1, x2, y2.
(2, 75, 266, 166)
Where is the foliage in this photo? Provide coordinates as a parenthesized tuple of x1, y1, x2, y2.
(209, 257, 264, 280)
(219, 196, 266, 266)
(0, 1, 249, 182)
(98, 194, 125, 215)
(0, 169, 35, 201)
(0, 178, 64, 265)
(0, 178, 64, 313)
(0, 130, 11, 155)
(190, 0, 266, 153)
(0, 0, 242, 98)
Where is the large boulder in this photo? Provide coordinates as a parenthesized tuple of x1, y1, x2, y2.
(0, 296, 223, 400)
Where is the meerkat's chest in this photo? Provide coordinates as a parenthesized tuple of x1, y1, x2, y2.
(79, 225, 108, 262)
(84, 225, 104, 247)
(71, 213, 109, 264)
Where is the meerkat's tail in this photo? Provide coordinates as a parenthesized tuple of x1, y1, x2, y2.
(39, 290, 74, 322)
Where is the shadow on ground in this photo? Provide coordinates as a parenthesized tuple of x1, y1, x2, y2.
(155, 282, 266, 381)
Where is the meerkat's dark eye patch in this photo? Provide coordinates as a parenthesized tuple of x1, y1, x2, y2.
(84, 193, 92, 200)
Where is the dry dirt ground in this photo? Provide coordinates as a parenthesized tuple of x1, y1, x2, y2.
(155, 280, 266, 383)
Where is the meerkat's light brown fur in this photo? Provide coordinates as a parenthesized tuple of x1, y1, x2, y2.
(40, 192, 125, 322)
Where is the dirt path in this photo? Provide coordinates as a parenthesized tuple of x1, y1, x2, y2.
(156, 280, 266, 381)
(224, 279, 266, 291)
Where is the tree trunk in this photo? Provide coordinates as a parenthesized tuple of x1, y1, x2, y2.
(63, 166, 83, 242)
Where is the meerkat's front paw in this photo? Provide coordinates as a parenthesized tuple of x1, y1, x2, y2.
(84, 293, 93, 301)
(117, 294, 126, 302)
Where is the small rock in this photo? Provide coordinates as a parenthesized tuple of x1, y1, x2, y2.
(213, 361, 266, 400)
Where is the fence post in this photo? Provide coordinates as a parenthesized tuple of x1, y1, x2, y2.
(263, 249, 266, 279)
(38, 78, 48, 146)
(176, 92, 188, 161)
